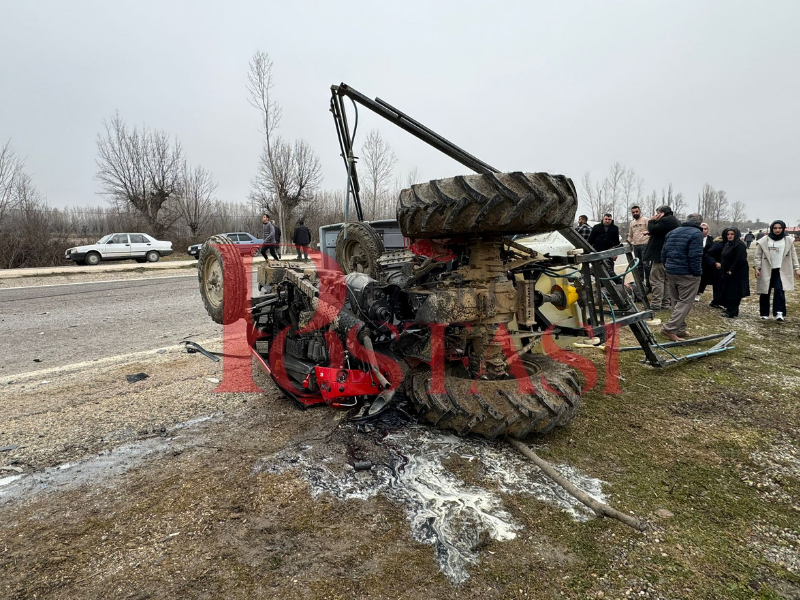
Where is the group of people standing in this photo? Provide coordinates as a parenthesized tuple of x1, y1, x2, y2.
(260, 214, 312, 262)
(575, 208, 800, 343)
(699, 220, 799, 323)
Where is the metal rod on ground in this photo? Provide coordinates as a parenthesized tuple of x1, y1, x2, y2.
(507, 438, 647, 531)
(617, 331, 731, 352)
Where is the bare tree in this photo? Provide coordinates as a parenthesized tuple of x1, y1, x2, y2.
(672, 192, 687, 221)
(0, 140, 25, 227)
(404, 166, 419, 189)
(730, 201, 747, 226)
(643, 190, 659, 217)
(581, 172, 607, 220)
(176, 164, 217, 237)
(360, 129, 397, 220)
(95, 113, 184, 237)
(622, 167, 644, 212)
(602, 162, 626, 220)
(247, 50, 322, 234)
(696, 184, 729, 228)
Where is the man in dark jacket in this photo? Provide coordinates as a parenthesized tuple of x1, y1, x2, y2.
(588, 213, 621, 280)
(743, 231, 755, 248)
(660, 213, 704, 341)
(292, 219, 312, 261)
(260, 214, 279, 261)
(644, 205, 681, 309)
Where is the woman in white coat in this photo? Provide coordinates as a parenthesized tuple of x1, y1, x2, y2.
(753, 220, 800, 321)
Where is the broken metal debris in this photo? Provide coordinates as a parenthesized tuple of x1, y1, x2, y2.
(126, 372, 149, 384)
(183, 341, 220, 363)
(0, 444, 20, 452)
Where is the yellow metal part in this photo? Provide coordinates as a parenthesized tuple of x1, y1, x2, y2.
(561, 284, 579, 308)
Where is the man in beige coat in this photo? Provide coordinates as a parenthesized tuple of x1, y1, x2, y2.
(753, 220, 800, 321)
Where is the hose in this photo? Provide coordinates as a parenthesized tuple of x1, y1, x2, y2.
(343, 98, 359, 239)
(597, 257, 639, 281)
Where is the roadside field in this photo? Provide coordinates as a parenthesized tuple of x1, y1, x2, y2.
(0, 290, 798, 599)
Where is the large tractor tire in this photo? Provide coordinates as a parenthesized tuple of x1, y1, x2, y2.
(406, 354, 581, 439)
(397, 172, 577, 238)
(198, 235, 247, 325)
(335, 222, 385, 279)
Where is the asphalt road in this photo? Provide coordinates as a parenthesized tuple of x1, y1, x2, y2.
(0, 275, 223, 377)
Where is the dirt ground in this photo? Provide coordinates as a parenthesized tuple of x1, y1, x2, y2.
(2, 283, 800, 599)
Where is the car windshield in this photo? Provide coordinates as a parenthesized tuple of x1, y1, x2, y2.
(97, 235, 112, 244)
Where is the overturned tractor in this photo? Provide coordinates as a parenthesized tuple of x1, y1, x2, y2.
(197, 83, 734, 441)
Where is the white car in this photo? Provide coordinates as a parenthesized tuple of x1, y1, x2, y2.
(65, 233, 174, 266)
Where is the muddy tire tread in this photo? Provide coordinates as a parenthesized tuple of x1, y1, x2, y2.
(406, 355, 582, 439)
(334, 222, 385, 279)
(397, 172, 577, 238)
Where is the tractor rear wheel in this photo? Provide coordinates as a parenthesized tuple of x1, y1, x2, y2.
(198, 234, 247, 325)
(406, 354, 581, 439)
(335, 222, 385, 279)
(397, 172, 577, 238)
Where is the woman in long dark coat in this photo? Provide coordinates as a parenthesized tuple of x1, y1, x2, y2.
(719, 227, 750, 318)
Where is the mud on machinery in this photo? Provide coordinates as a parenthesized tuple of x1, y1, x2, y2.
(197, 83, 735, 440)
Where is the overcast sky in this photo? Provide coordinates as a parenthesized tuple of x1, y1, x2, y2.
(2, 0, 798, 225)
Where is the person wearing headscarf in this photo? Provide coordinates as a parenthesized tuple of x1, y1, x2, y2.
(719, 227, 750, 318)
(696, 223, 715, 301)
(753, 220, 800, 321)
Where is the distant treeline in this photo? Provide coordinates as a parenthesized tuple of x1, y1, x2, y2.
(0, 190, 396, 269)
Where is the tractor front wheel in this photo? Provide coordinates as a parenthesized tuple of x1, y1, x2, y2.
(198, 235, 247, 325)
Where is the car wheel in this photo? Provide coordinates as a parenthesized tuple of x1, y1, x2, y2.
(251, 247, 259, 257)
(85, 252, 101, 266)
(146, 251, 160, 263)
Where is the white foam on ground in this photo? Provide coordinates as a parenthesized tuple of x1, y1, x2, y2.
(261, 425, 606, 584)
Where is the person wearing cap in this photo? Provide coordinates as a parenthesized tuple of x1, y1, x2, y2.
(753, 220, 800, 321)
(644, 205, 681, 310)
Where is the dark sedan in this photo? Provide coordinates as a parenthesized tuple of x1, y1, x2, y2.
(188, 232, 264, 258)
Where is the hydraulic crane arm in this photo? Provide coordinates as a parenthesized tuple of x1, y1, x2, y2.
(330, 82, 500, 222)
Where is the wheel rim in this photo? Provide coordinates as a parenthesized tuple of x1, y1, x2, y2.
(342, 239, 370, 274)
(202, 254, 224, 309)
(148, 252, 157, 262)
(88, 254, 98, 265)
